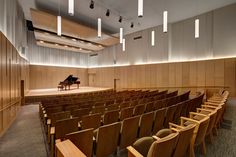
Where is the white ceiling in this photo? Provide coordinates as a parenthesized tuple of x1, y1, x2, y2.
(19, 0, 236, 35)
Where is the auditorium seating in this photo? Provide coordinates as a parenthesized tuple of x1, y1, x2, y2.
(40, 89, 226, 157)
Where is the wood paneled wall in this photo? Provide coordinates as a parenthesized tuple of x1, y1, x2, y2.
(29, 65, 88, 89)
(0, 32, 29, 136)
(89, 58, 236, 96)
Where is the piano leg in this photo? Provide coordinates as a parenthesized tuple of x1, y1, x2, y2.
(77, 84, 79, 89)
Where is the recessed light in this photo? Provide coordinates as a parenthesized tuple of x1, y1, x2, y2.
(79, 48, 83, 50)
(72, 38, 77, 41)
(55, 43, 58, 46)
(98, 45, 103, 48)
(40, 40, 44, 43)
(64, 45, 68, 47)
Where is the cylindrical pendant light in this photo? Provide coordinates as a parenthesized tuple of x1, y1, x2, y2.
(122, 38, 126, 52)
(98, 18, 101, 38)
(120, 28, 123, 43)
(195, 19, 199, 38)
(68, 0, 74, 16)
(151, 30, 155, 46)
(57, 16, 61, 36)
(138, 0, 143, 17)
(163, 11, 168, 33)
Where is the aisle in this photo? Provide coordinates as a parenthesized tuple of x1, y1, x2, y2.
(0, 105, 47, 157)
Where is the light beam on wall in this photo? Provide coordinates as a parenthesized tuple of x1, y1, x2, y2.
(57, 16, 61, 36)
(68, 0, 74, 16)
(151, 30, 155, 46)
(120, 28, 123, 43)
(122, 38, 126, 51)
(138, 0, 143, 17)
(98, 18, 101, 38)
(163, 11, 168, 33)
(195, 19, 199, 38)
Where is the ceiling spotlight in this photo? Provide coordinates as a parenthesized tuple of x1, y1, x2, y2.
(131, 22, 134, 28)
(119, 16, 122, 23)
(79, 48, 83, 50)
(55, 43, 58, 46)
(106, 9, 110, 16)
(90, 0, 94, 9)
(72, 38, 77, 41)
(39, 40, 44, 43)
(64, 45, 68, 48)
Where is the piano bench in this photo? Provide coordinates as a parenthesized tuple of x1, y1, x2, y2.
(58, 85, 64, 91)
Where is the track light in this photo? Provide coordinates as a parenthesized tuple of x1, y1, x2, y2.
(138, 0, 143, 17)
(90, 0, 94, 9)
(130, 22, 134, 28)
(68, 0, 74, 16)
(195, 19, 199, 38)
(163, 11, 168, 33)
(98, 18, 101, 38)
(120, 28, 123, 44)
(119, 16, 122, 23)
(106, 9, 110, 16)
(57, 16, 61, 36)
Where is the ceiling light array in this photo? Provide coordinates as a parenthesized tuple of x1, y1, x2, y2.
(37, 40, 92, 52)
(68, 0, 74, 16)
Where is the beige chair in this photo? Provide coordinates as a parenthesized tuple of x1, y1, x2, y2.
(65, 128, 94, 157)
(119, 116, 140, 149)
(133, 104, 146, 116)
(164, 105, 178, 128)
(103, 109, 120, 125)
(120, 107, 134, 120)
(127, 132, 179, 157)
(139, 112, 154, 138)
(196, 108, 217, 143)
(95, 122, 121, 157)
(181, 112, 210, 157)
(169, 123, 196, 157)
(80, 113, 102, 130)
(152, 108, 166, 134)
(50, 118, 79, 157)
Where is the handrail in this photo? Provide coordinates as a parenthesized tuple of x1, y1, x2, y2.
(0, 98, 21, 112)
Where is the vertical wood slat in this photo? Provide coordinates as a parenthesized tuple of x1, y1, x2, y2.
(0, 32, 29, 136)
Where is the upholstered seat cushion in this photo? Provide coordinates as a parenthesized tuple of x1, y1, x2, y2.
(133, 137, 155, 156)
(155, 129, 172, 138)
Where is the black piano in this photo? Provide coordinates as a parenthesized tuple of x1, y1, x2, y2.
(58, 75, 80, 90)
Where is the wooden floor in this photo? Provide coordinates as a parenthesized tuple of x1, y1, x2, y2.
(26, 86, 112, 97)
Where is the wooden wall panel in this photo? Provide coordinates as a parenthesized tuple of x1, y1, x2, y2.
(29, 65, 88, 89)
(0, 32, 29, 136)
(90, 58, 236, 96)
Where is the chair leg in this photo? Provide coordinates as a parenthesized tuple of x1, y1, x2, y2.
(190, 144, 195, 157)
(200, 141, 207, 155)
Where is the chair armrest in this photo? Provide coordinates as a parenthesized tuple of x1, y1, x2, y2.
(127, 146, 144, 157)
(189, 112, 208, 118)
(181, 117, 200, 124)
(170, 127, 179, 132)
(201, 105, 220, 110)
(205, 102, 223, 106)
(50, 127, 55, 135)
(55, 139, 62, 144)
(207, 99, 223, 103)
(196, 108, 212, 113)
(169, 122, 184, 129)
(44, 114, 47, 118)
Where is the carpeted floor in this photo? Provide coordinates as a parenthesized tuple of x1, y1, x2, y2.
(0, 105, 47, 157)
(0, 99, 235, 157)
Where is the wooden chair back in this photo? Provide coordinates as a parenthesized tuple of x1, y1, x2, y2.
(139, 112, 154, 138)
(55, 118, 79, 139)
(71, 108, 90, 120)
(51, 111, 71, 126)
(96, 122, 121, 157)
(120, 107, 134, 120)
(133, 104, 146, 116)
(66, 128, 94, 157)
(81, 113, 102, 130)
(164, 105, 178, 128)
(153, 108, 166, 134)
(103, 109, 120, 125)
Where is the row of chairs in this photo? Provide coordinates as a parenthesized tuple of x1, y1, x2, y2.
(127, 90, 229, 157)
(48, 92, 203, 157)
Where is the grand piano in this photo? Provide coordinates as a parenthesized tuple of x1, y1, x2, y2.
(58, 75, 80, 90)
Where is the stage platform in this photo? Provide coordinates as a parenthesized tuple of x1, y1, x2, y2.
(25, 86, 112, 104)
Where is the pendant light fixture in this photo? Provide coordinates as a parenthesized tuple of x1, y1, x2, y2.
(138, 0, 143, 17)
(120, 28, 123, 43)
(122, 38, 126, 52)
(98, 18, 102, 38)
(163, 11, 168, 33)
(195, 19, 199, 38)
(68, 0, 74, 16)
(151, 30, 155, 46)
(57, 16, 61, 36)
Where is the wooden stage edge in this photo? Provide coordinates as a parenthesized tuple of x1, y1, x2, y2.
(25, 86, 113, 104)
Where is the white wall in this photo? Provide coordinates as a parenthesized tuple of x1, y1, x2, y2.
(0, 0, 28, 59)
(89, 3, 236, 67)
(27, 31, 89, 67)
